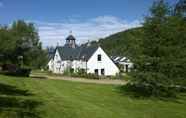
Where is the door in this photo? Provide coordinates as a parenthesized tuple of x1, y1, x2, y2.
(101, 69, 105, 75)
(94, 69, 98, 75)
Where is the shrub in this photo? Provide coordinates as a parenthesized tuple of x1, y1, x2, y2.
(126, 72, 179, 98)
(109, 73, 125, 80)
(62, 68, 100, 79)
(126, 82, 178, 98)
(15, 68, 31, 77)
(85, 73, 100, 79)
(1, 64, 31, 77)
(63, 68, 71, 76)
(72, 71, 100, 80)
(2, 64, 17, 72)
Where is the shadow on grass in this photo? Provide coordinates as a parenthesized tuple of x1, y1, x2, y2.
(0, 83, 43, 118)
(0, 83, 32, 96)
(115, 85, 186, 104)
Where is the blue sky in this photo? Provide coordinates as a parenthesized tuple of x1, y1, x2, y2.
(0, 0, 178, 46)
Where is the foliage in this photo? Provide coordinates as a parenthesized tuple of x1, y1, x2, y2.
(98, 27, 143, 60)
(1, 64, 31, 77)
(63, 69, 101, 79)
(91, 0, 186, 97)
(108, 73, 125, 80)
(0, 20, 47, 69)
(62, 67, 72, 76)
(128, 0, 186, 97)
(63, 68, 100, 79)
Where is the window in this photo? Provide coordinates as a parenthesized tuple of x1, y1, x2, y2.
(70, 68, 74, 73)
(98, 54, 102, 61)
(94, 69, 98, 75)
(125, 65, 129, 73)
(101, 69, 105, 75)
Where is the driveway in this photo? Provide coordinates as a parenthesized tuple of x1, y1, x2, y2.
(31, 72, 128, 85)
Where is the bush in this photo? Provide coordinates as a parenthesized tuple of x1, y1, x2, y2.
(85, 73, 100, 79)
(108, 73, 125, 80)
(63, 68, 100, 79)
(126, 82, 178, 98)
(1, 64, 31, 77)
(72, 71, 100, 80)
(2, 64, 17, 72)
(15, 68, 31, 77)
(126, 72, 179, 98)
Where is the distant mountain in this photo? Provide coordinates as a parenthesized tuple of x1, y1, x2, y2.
(87, 27, 143, 60)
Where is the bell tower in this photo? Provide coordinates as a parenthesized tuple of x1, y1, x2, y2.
(175, 0, 186, 18)
(65, 31, 77, 48)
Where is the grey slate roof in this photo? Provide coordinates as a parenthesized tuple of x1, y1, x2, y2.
(111, 56, 130, 63)
(56, 45, 98, 61)
(66, 35, 76, 40)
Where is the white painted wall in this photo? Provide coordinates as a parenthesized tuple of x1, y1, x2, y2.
(48, 59, 54, 71)
(87, 47, 119, 76)
(119, 62, 133, 72)
(72, 60, 87, 71)
(52, 50, 71, 74)
(48, 49, 87, 73)
(52, 50, 62, 73)
(48, 47, 120, 76)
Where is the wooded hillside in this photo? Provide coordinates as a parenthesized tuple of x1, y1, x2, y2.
(100, 27, 143, 59)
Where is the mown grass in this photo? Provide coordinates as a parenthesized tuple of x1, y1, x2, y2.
(0, 74, 186, 118)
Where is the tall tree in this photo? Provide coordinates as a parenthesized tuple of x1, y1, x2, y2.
(129, 0, 186, 97)
(0, 20, 47, 68)
(0, 26, 17, 63)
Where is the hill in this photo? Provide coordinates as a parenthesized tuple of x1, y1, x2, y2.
(88, 27, 143, 60)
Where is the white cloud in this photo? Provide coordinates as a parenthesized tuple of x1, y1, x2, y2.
(34, 16, 141, 47)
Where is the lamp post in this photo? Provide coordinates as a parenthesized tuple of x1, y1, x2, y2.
(17, 56, 23, 68)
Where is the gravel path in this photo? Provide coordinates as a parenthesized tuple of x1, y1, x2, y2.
(48, 76, 128, 85)
(31, 73, 128, 85)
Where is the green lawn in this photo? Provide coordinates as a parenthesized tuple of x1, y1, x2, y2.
(0, 74, 186, 118)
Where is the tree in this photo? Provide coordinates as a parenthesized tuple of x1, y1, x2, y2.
(0, 26, 17, 64)
(129, 0, 186, 97)
(0, 20, 47, 69)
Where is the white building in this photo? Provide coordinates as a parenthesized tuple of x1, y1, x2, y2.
(111, 56, 133, 73)
(48, 34, 119, 76)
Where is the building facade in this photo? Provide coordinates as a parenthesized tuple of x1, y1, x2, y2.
(48, 34, 119, 76)
(111, 56, 133, 73)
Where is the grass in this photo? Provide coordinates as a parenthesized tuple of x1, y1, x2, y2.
(0, 74, 186, 118)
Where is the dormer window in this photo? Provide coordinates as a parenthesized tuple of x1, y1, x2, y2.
(98, 54, 101, 61)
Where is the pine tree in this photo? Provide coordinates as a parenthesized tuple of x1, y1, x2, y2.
(129, 0, 186, 97)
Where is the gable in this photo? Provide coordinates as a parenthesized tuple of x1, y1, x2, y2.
(87, 47, 120, 75)
(88, 47, 119, 69)
(54, 49, 62, 62)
